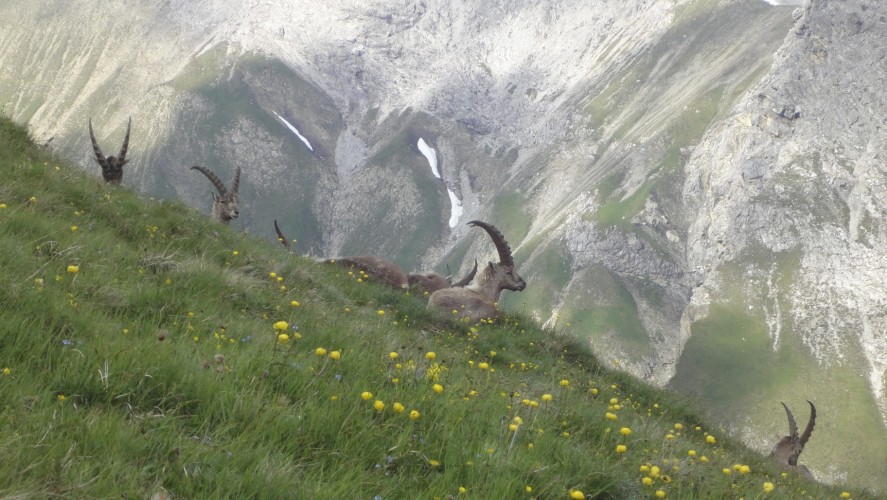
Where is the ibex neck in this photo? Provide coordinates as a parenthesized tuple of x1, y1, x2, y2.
(470, 274, 503, 302)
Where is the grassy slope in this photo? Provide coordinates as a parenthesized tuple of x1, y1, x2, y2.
(670, 248, 887, 492)
(0, 117, 874, 499)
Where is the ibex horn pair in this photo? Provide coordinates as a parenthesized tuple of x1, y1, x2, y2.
(89, 117, 131, 184)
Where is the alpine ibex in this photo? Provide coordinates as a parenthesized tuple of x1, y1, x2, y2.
(191, 166, 240, 224)
(89, 117, 131, 184)
(273, 220, 476, 293)
(770, 400, 816, 480)
(407, 260, 478, 295)
(428, 220, 526, 323)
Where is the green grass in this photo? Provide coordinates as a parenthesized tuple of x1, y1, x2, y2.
(0, 115, 877, 498)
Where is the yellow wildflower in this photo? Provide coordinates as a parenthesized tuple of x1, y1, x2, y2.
(706, 435, 716, 444)
(642, 477, 653, 486)
(432, 383, 444, 394)
(389, 351, 399, 360)
(620, 427, 631, 436)
(373, 400, 385, 412)
(66, 265, 79, 273)
(315, 347, 327, 356)
(329, 350, 341, 361)
(763, 482, 774, 494)
(273, 320, 289, 331)
(361, 391, 373, 400)
(409, 410, 420, 420)
(290, 300, 300, 307)
(615, 444, 627, 453)
(425, 351, 436, 360)
(569, 490, 584, 499)
(2, 367, 10, 376)
(655, 490, 666, 498)
(541, 393, 553, 402)
(392, 402, 405, 413)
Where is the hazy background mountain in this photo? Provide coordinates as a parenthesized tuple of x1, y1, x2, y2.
(1, 0, 885, 491)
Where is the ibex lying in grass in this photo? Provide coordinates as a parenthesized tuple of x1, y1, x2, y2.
(407, 260, 478, 296)
(428, 220, 526, 323)
(89, 117, 131, 184)
(191, 166, 240, 224)
(770, 400, 816, 480)
(273, 220, 476, 293)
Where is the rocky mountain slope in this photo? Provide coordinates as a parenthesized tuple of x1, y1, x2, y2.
(1, 0, 885, 491)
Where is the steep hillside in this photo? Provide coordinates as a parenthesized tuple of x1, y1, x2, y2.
(1, 0, 885, 491)
(0, 115, 875, 500)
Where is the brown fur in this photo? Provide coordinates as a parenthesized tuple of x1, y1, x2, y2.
(329, 256, 408, 289)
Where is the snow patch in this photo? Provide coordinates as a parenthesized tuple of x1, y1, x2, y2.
(760, 0, 804, 5)
(417, 138, 440, 178)
(447, 188, 463, 228)
(273, 111, 313, 151)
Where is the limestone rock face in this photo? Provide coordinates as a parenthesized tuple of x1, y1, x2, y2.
(1, 0, 886, 491)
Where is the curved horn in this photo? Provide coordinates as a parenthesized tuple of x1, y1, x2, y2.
(274, 219, 291, 250)
(117, 117, 131, 164)
(781, 402, 799, 442)
(799, 400, 816, 448)
(468, 220, 514, 267)
(452, 259, 478, 287)
(88, 118, 108, 167)
(191, 166, 228, 196)
(231, 167, 241, 195)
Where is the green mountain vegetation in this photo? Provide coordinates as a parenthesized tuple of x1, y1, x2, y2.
(0, 115, 872, 499)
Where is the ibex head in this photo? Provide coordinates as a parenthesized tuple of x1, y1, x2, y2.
(191, 165, 240, 224)
(89, 117, 131, 184)
(771, 401, 816, 477)
(468, 220, 525, 293)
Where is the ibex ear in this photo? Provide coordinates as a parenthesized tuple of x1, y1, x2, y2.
(488, 261, 496, 272)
